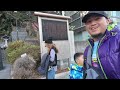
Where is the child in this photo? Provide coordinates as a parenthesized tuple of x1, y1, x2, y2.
(69, 53, 84, 79)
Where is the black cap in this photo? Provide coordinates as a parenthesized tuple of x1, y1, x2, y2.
(2, 34, 9, 39)
(82, 11, 108, 23)
(45, 37, 53, 44)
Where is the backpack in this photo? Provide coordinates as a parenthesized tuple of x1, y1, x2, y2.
(38, 53, 50, 75)
(84, 62, 105, 79)
(83, 47, 105, 79)
(49, 54, 57, 66)
(48, 48, 57, 66)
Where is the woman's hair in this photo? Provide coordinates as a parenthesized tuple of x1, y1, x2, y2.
(46, 44, 59, 54)
(45, 37, 58, 54)
(52, 44, 58, 53)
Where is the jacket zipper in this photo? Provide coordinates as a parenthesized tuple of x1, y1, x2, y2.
(87, 35, 108, 79)
(97, 35, 108, 79)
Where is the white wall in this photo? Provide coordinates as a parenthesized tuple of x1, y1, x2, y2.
(68, 31, 75, 62)
(82, 30, 90, 41)
(74, 32, 83, 41)
(41, 40, 71, 60)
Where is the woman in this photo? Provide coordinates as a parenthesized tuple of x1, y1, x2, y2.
(45, 38, 58, 79)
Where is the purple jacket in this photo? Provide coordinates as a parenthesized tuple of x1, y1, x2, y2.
(84, 26, 120, 79)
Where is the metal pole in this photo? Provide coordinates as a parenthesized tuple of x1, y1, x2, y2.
(0, 47, 3, 70)
(16, 19, 19, 40)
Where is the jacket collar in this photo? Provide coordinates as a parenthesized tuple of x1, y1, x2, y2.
(88, 29, 111, 47)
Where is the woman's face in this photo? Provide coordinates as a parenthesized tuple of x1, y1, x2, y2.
(45, 43, 52, 49)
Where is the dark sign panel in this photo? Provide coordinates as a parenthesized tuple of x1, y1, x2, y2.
(42, 19, 68, 41)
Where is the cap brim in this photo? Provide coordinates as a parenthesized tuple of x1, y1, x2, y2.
(82, 13, 105, 23)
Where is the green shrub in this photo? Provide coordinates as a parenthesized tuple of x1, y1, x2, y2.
(6, 40, 40, 64)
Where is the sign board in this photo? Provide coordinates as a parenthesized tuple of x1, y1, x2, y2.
(42, 19, 68, 41)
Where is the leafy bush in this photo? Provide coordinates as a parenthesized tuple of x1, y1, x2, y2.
(6, 40, 40, 64)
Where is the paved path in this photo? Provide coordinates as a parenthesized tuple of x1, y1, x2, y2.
(55, 71, 69, 79)
(0, 63, 12, 79)
(40, 71, 70, 79)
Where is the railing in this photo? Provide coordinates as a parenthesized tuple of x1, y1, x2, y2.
(0, 47, 3, 70)
(68, 11, 87, 31)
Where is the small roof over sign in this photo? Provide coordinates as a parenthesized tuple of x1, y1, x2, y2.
(34, 12, 70, 20)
